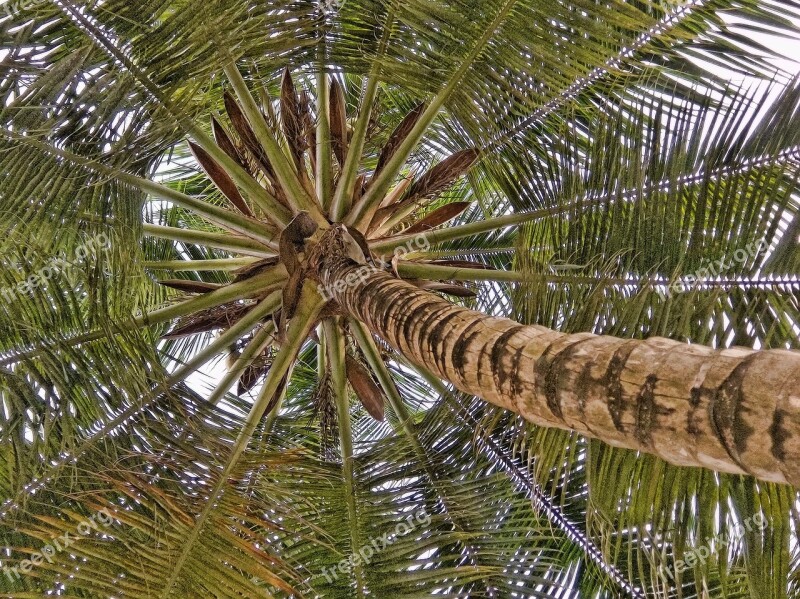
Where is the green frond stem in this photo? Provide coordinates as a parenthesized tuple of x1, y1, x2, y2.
(324, 318, 367, 597)
(370, 197, 427, 237)
(137, 266, 285, 327)
(407, 247, 515, 259)
(316, 70, 334, 207)
(369, 206, 559, 255)
(184, 135, 289, 228)
(0, 292, 281, 520)
(143, 224, 275, 257)
(53, 0, 287, 224)
(185, 124, 290, 227)
(329, 0, 400, 220)
(371, 141, 800, 256)
(0, 127, 278, 247)
(223, 63, 325, 224)
(183, 130, 290, 229)
(187, 136, 289, 229)
(144, 258, 261, 272)
(192, 323, 275, 408)
(0, 267, 286, 367)
(393, 262, 584, 283)
(244, 337, 296, 465)
(159, 289, 324, 597)
(258, 382, 291, 439)
(398, 263, 800, 289)
(346, 0, 518, 229)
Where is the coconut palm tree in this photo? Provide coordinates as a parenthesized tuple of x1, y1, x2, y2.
(1, 0, 799, 596)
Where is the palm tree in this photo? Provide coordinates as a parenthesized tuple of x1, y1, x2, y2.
(1, 0, 799, 596)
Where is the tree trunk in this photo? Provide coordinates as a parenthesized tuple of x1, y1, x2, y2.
(311, 227, 800, 487)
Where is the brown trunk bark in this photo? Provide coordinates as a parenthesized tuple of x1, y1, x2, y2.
(311, 227, 800, 487)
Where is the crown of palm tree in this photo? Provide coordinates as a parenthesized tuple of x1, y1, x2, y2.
(153, 68, 483, 405)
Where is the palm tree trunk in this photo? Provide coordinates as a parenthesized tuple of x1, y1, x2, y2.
(312, 226, 800, 487)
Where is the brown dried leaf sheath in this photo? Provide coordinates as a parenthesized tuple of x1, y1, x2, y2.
(345, 354, 386, 421)
(372, 103, 426, 184)
(158, 279, 222, 294)
(188, 141, 254, 217)
(330, 78, 348, 167)
(163, 303, 254, 339)
(281, 68, 306, 169)
(402, 201, 471, 235)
